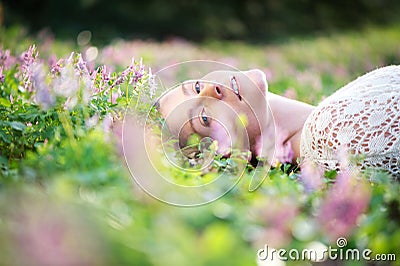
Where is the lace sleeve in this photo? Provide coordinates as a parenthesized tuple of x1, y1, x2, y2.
(300, 65, 400, 177)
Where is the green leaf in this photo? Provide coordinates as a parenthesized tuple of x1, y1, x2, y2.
(0, 98, 11, 108)
(9, 121, 27, 131)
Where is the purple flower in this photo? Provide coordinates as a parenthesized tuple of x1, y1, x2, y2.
(90, 68, 100, 93)
(93, 65, 111, 94)
(52, 58, 80, 109)
(131, 58, 145, 84)
(101, 65, 110, 84)
(75, 53, 89, 77)
(19, 45, 39, 92)
(148, 67, 157, 98)
(299, 159, 324, 193)
(113, 68, 129, 87)
(51, 58, 64, 76)
(0, 49, 16, 70)
(22, 45, 38, 67)
(0, 66, 4, 83)
(317, 170, 371, 241)
(253, 197, 299, 248)
(52, 60, 79, 97)
(32, 62, 55, 109)
(47, 54, 57, 70)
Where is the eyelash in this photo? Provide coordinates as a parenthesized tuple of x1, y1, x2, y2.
(199, 108, 210, 127)
(230, 76, 242, 101)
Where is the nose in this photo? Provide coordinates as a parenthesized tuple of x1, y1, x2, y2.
(199, 83, 223, 99)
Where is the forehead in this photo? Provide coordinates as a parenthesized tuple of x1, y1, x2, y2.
(201, 70, 245, 83)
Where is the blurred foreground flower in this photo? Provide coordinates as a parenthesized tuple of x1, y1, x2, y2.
(0, 191, 108, 266)
(317, 169, 371, 241)
(32, 62, 55, 109)
(0, 48, 16, 69)
(252, 197, 299, 248)
(299, 159, 324, 193)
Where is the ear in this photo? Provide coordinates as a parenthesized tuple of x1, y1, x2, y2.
(243, 69, 268, 97)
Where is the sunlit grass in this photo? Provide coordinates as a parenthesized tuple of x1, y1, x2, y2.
(1, 24, 400, 265)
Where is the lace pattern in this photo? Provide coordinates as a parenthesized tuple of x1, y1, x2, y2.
(300, 65, 400, 178)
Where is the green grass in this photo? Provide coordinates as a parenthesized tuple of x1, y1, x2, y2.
(1, 24, 400, 265)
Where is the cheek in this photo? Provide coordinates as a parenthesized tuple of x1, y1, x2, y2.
(245, 110, 261, 132)
(210, 121, 232, 155)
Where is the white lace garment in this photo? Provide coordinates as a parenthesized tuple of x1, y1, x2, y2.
(300, 65, 400, 178)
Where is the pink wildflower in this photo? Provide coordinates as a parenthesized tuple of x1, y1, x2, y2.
(51, 58, 64, 76)
(148, 67, 157, 98)
(131, 58, 145, 84)
(19, 45, 39, 92)
(0, 49, 16, 69)
(0, 66, 4, 83)
(113, 66, 129, 87)
(32, 62, 55, 109)
(317, 170, 371, 241)
(299, 159, 324, 192)
(253, 197, 299, 248)
(52, 59, 79, 99)
(100, 65, 111, 91)
(22, 45, 38, 66)
(75, 53, 89, 76)
(47, 54, 57, 70)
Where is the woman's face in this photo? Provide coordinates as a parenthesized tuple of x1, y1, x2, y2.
(158, 69, 271, 157)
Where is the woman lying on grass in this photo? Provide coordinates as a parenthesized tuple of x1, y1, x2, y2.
(158, 65, 400, 178)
